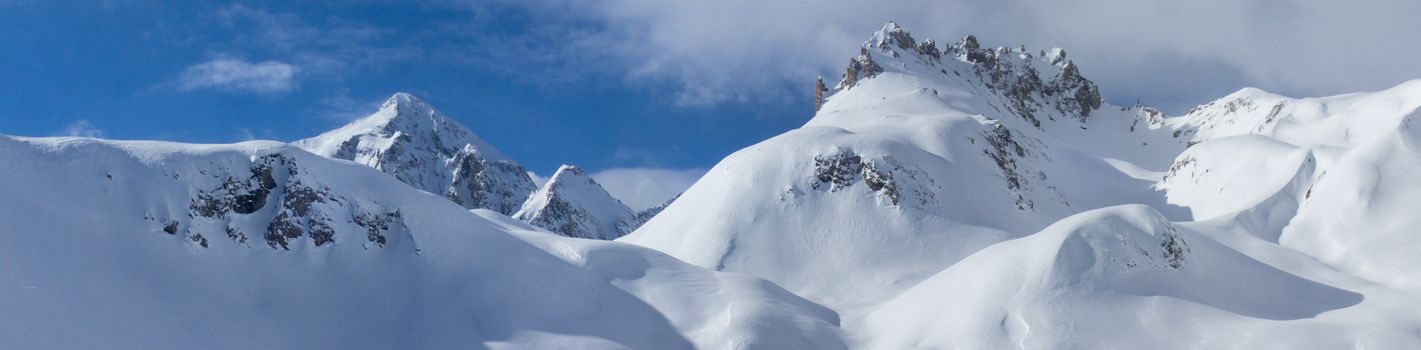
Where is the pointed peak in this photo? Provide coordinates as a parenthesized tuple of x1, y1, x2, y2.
(365, 92, 452, 132)
(1044, 48, 1068, 66)
(959, 34, 981, 51)
(878, 21, 906, 35)
(553, 164, 587, 178)
(296, 90, 515, 163)
(516, 164, 636, 240)
(380, 92, 432, 112)
(869, 21, 917, 51)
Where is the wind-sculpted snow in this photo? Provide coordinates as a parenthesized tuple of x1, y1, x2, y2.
(296, 93, 536, 215)
(0, 136, 844, 349)
(861, 206, 1368, 349)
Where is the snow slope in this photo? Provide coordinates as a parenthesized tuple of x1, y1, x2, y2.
(1160, 80, 1421, 290)
(514, 165, 640, 240)
(623, 22, 1191, 316)
(625, 22, 1421, 348)
(0, 136, 843, 349)
(295, 93, 536, 215)
(6, 21, 1421, 350)
(860, 205, 1420, 349)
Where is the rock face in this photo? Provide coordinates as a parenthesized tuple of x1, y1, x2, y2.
(835, 21, 1103, 126)
(295, 93, 536, 215)
(514, 165, 639, 240)
(135, 148, 416, 252)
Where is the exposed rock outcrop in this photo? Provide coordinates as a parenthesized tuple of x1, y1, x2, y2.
(296, 93, 537, 215)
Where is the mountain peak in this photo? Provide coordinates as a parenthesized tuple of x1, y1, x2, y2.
(552, 164, 587, 178)
(383, 91, 423, 105)
(514, 165, 637, 240)
(294, 92, 535, 214)
(869, 21, 917, 51)
(828, 23, 1103, 124)
(370, 92, 447, 131)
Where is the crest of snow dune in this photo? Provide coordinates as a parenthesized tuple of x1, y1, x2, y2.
(515, 165, 639, 240)
(295, 93, 536, 215)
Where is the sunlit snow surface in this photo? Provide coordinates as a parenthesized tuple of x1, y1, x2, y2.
(0, 137, 841, 349)
(5, 22, 1421, 349)
(624, 23, 1421, 348)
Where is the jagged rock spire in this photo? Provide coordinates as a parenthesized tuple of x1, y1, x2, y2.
(823, 22, 1104, 124)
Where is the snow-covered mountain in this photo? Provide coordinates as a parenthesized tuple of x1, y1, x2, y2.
(513, 165, 640, 240)
(7, 20, 1421, 350)
(623, 22, 1421, 348)
(0, 136, 844, 349)
(624, 22, 1191, 314)
(295, 93, 536, 215)
(1159, 80, 1421, 290)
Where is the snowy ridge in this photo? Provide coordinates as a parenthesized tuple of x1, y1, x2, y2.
(862, 205, 1369, 349)
(7, 20, 1421, 350)
(625, 22, 1191, 316)
(513, 165, 638, 240)
(0, 136, 843, 349)
(1158, 80, 1421, 290)
(295, 93, 536, 215)
(625, 22, 1421, 348)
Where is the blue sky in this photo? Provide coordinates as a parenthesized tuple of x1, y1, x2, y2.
(0, 1, 806, 174)
(3, 0, 1418, 206)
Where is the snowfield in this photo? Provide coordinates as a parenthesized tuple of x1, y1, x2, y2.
(0, 137, 841, 349)
(5, 22, 1421, 349)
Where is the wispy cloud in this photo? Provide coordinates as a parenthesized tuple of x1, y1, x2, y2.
(488, 0, 1421, 111)
(207, 5, 419, 76)
(165, 5, 424, 97)
(177, 58, 297, 94)
(62, 119, 105, 138)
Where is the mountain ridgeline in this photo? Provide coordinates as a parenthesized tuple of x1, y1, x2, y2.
(3, 21, 1421, 349)
(623, 22, 1421, 348)
(294, 93, 663, 239)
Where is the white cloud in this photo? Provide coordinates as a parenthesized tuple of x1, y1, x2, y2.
(62, 119, 105, 138)
(590, 167, 706, 210)
(504, 0, 1421, 111)
(177, 58, 297, 94)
